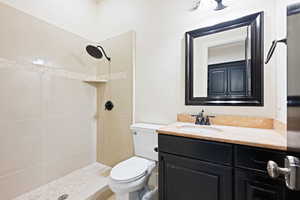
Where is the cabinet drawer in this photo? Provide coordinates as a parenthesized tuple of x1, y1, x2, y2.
(158, 134, 233, 165)
(234, 145, 286, 172)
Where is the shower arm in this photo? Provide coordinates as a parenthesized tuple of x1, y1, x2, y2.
(97, 45, 111, 61)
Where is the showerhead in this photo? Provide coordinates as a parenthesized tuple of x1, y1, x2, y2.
(86, 45, 103, 59)
(86, 45, 111, 61)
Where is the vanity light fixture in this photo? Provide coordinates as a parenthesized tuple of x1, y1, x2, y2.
(191, 0, 202, 11)
(190, 0, 227, 11)
(214, 0, 227, 11)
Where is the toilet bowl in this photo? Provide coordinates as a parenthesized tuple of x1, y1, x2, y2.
(108, 123, 163, 200)
(109, 157, 156, 200)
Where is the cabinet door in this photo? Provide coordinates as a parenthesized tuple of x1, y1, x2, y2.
(227, 64, 247, 97)
(208, 61, 247, 97)
(235, 169, 286, 200)
(159, 152, 232, 200)
(208, 67, 227, 97)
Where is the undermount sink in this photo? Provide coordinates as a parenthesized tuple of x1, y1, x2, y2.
(177, 124, 222, 134)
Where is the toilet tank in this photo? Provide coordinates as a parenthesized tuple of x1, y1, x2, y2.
(130, 123, 164, 161)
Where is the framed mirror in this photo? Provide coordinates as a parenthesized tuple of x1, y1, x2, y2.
(185, 12, 264, 106)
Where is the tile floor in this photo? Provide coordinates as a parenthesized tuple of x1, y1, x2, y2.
(14, 163, 111, 200)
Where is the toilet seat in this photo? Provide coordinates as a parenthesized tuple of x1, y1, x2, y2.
(110, 157, 154, 183)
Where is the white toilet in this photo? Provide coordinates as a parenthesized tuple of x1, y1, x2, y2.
(108, 123, 163, 200)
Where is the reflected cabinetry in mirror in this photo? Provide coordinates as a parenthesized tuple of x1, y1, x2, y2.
(185, 12, 264, 106)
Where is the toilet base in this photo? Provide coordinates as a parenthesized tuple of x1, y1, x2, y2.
(115, 188, 144, 200)
(115, 193, 129, 200)
(115, 187, 158, 200)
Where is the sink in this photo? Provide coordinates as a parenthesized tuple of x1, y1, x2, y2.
(177, 124, 222, 134)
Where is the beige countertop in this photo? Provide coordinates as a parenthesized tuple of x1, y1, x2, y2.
(157, 122, 287, 151)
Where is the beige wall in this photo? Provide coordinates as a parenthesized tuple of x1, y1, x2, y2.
(94, 0, 285, 124)
(96, 31, 135, 167)
(0, 3, 98, 199)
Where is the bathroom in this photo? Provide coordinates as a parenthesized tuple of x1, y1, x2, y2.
(1, 0, 300, 199)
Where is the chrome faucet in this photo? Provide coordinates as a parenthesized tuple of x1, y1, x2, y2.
(194, 110, 213, 125)
(195, 110, 205, 125)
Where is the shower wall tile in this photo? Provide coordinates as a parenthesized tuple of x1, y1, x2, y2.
(0, 120, 43, 176)
(0, 3, 98, 76)
(0, 68, 42, 121)
(45, 76, 96, 118)
(42, 151, 94, 184)
(0, 165, 44, 200)
(42, 116, 95, 163)
(99, 113, 134, 166)
(97, 31, 134, 167)
(0, 71, 97, 199)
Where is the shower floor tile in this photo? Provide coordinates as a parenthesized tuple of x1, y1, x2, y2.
(14, 163, 111, 200)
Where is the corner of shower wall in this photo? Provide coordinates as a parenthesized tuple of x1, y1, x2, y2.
(96, 31, 136, 167)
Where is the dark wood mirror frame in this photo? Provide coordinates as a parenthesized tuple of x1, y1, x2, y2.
(185, 12, 264, 106)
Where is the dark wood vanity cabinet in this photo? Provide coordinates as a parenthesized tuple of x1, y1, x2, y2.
(233, 146, 287, 200)
(235, 169, 285, 200)
(159, 153, 232, 200)
(158, 135, 299, 200)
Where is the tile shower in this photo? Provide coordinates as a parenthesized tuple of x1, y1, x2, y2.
(0, 3, 98, 199)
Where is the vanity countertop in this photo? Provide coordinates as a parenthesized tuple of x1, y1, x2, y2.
(157, 122, 287, 151)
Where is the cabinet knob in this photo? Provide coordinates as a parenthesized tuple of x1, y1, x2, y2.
(154, 147, 158, 152)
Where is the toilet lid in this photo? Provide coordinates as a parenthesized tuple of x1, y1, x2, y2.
(110, 157, 153, 182)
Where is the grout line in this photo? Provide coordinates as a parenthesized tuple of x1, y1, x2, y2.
(0, 114, 95, 123)
(0, 163, 43, 180)
(0, 57, 95, 82)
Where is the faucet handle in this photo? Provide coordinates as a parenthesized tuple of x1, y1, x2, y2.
(204, 116, 215, 125)
(195, 115, 202, 124)
(204, 116, 210, 125)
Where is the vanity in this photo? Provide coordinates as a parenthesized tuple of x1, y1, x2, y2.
(157, 122, 300, 200)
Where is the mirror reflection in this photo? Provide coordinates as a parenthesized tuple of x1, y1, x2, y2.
(193, 26, 252, 98)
